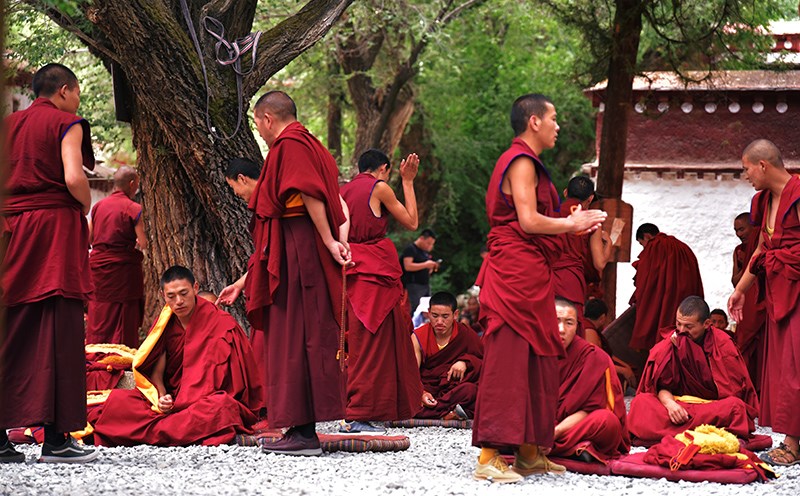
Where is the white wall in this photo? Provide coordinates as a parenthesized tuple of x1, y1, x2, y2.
(615, 172, 758, 320)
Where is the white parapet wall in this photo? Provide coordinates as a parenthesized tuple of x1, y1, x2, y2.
(616, 172, 759, 322)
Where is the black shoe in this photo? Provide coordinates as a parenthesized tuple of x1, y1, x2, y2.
(39, 436, 99, 463)
(0, 441, 25, 463)
(261, 428, 322, 456)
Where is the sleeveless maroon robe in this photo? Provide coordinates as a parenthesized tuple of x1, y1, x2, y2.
(246, 122, 346, 428)
(340, 173, 422, 420)
(750, 175, 800, 437)
(1, 97, 94, 433)
(629, 233, 704, 350)
(554, 336, 629, 461)
(92, 298, 265, 446)
(472, 138, 564, 449)
(552, 197, 590, 324)
(87, 190, 145, 348)
(413, 322, 482, 419)
(628, 327, 758, 446)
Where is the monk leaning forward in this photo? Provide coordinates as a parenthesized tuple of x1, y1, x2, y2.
(1, 64, 98, 463)
(91, 266, 265, 446)
(730, 139, 800, 466)
(553, 298, 629, 463)
(472, 93, 606, 483)
(86, 166, 147, 348)
(628, 296, 758, 447)
(412, 292, 482, 420)
(339, 149, 424, 434)
(219, 91, 350, 456)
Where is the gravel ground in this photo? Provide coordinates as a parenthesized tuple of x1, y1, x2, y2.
(2, 417, 798, 496)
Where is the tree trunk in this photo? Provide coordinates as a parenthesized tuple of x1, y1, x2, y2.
(33, 0, 353, 326)
(326, 59, 344, 165)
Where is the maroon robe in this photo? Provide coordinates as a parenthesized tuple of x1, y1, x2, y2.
(750, 175, 800, 437)
(628, 327, 758, 446)
(246, 121, 346, 428)
(413, 322, 483, 419)
(87, 190, 145, 348)
(733, 233, 766, 393)
(472, 138, 564, 449)
(552, 197, 590, 323)
(341, 173, 422, 421)
(1, 97, 94, 433)
(92, 298, 265, 446)
(554, 336, 630, 462)
(629, 233, 704, 350)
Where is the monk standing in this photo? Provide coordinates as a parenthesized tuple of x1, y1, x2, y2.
(412, 292, 483, 420)
(472, 93, 606, 482)
(629, 223, 704, 350)
(218, 91, 350, 456)
(552, 175, 611, 319)
(1, 64, 98, 463)
(628, 296, 758, 447)
(729, 139, 800, 466)
(91, 266, 265, 446)
(730, 211, 766, 393)
(554, 298, 629, 463)
(86, 166, 147, 348)
(339, 149, 423, 433)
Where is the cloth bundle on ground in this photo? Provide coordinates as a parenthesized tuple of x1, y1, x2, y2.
(85, 343, 137, 391)
(236, 432, 410, 453)
(89, 300, 265, 446)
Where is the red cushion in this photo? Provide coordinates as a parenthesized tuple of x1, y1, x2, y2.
(610, 452, 759, 484)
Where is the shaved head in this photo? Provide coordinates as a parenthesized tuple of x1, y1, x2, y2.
(113, 166, 138, 189)
(735, 212, 750, 223)
(254, 91, 297, 122)
(742, 139, 784, 169)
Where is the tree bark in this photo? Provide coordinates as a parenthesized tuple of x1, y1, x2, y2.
(30, 0, 353, 326)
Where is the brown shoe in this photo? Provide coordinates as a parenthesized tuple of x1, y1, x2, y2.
(473, 455, 523, 483)
(260, 428, 322, 456)
(513, 452, 567, 476)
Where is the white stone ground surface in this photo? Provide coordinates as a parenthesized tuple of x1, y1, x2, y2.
(2, 417, 799, 496)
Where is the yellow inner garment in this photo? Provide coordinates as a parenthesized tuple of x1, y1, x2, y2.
(133, 305, 174, 413)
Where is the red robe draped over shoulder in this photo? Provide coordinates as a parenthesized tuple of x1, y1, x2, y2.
(472, 138, 563, 449)
(629, 233, 704, 350)
(87, 190, 145, 347)
(341, 172, 422, 420)
(413, 322, 482, 418)
(628, 327, 758, 446)
(750, 175, 800, 437)
(246, 121, 346, 331)
(555, 336, 629, 461)
(91, 298, 265, 446)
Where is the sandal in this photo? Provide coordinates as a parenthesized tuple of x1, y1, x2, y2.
(759, 443, 800, 466)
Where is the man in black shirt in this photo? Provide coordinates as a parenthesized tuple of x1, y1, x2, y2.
(401, 229, 439, 315)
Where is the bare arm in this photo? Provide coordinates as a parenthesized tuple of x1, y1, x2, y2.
(88, 217, 93, 245)
(411, 333, 422, 368)
(62, 124, 91, 215)
(403, 256, 437, 272)
(590, 228, 612, 272)
(728, 230, 765, 321)
(216, 271, 248, 306)
(134, 216, 148, 251)
(338, 195, 351, 247)
(301, 193, 351, 266)
(554, 410, 588, 440)
(506, 157, 606, 235)
(376, 154, 419, 231)
(731, 250, 744, 287)
(151, 351, 168, 398)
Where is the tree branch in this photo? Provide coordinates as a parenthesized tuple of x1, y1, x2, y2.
(242, 0, 354, 98)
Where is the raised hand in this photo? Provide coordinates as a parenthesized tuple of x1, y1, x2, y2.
(399, 153, 419, 182)
(568, 204, 607, 234)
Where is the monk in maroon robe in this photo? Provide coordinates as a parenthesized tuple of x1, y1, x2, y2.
(1, 64, 98, 463)
(87, 166, 146, 348)
(554, 299, 629, 463)
(339, 149, 423, 433)
(471, 94, 606, 483)
(730, 212, 766, 394)
(552, 176, 611, 322)
(628, 296, 758, 447)
(730, 139, 800, 466)
(629, 224, 704, 351)
(218, 92, 349, 456)
(91, 266, 265, 446)
(412, 292, 482, 420)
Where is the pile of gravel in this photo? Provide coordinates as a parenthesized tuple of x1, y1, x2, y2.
(2, 419, 797, 496)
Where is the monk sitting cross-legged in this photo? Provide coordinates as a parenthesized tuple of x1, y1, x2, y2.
(91, 266, 265, 447)
(412, 292, 483, 420)
(553, 298, 630, 463)
(627, 296, 758, 447)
